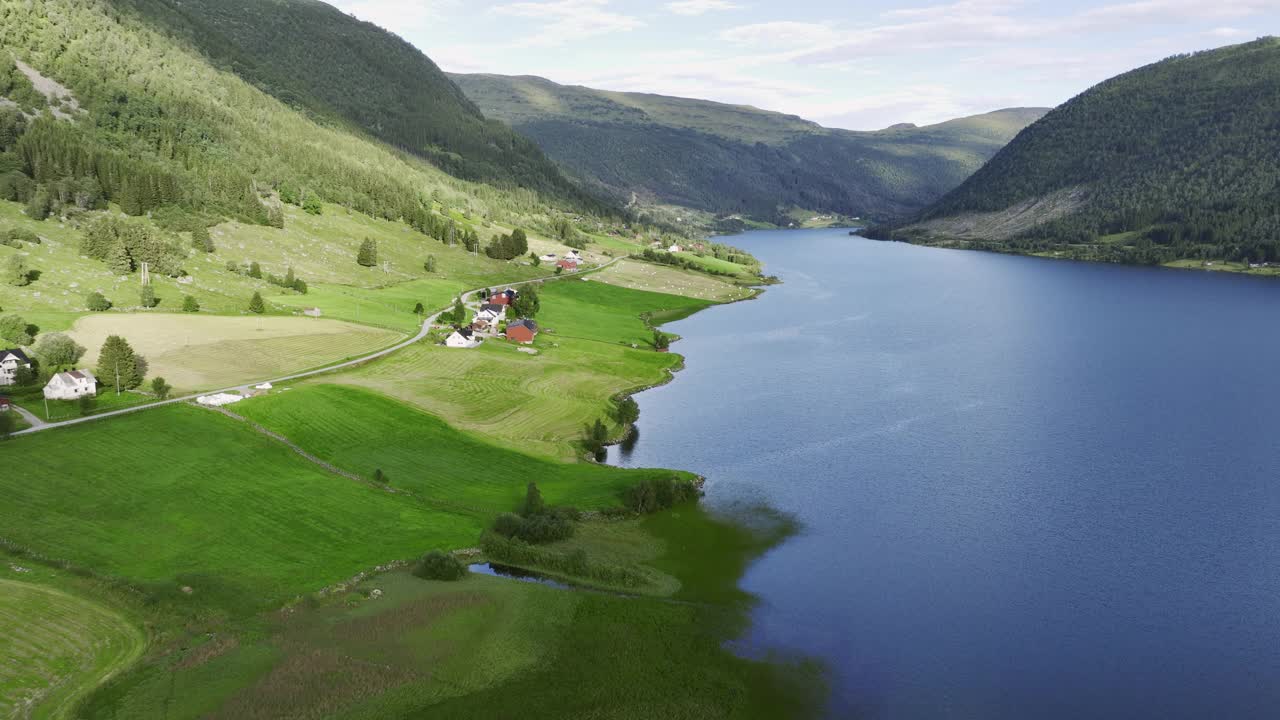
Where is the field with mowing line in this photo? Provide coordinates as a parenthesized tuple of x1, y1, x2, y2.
(235, 385, 687, 513)
(66, 314, 402, 391)
(0, 405, 479, 617)
(0, 580, 144, 720)
(592, 259, 754, 302)
(329, 336, 679, 459)
(536, 278, 712, 346)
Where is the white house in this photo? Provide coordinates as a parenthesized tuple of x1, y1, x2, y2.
(668, 244, 683, 253)
(445, 327, 480, 348)
(565, 250, 583, 263)
(44, 370, 97, 400)
(475, 303, 506, 324)
(0, 349, 32, 386)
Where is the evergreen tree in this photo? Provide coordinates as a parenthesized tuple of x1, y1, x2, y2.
(450, 297, 466, 324)
(357, 238, 378, 267)
(139, 284, 158, 308)
(191, 222, 214, 253)
(97, 335, 142, 391)
(424, 255, 436, 272)
(106, 241, 132, 275)
(248, 261, 262, 279)
(510, 228, 528, 256)
(413, 302, 425, 315)
(653, 330, 670, 350)
(284, 266, 295, 288)
(520, 482, 545, 517)
(182, 294, 200, 312)
(248, 291, 265, 314)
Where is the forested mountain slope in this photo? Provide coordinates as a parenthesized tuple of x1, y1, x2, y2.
(450, 73, 1045, 224)
(878, 37, 1280, 266)
(111, 0, 596, 209)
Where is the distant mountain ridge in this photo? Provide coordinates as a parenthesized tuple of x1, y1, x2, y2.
(878, 37, 1280, 266)
(449, 72, 1046, 224)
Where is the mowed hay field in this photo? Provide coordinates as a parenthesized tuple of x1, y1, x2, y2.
(66, 314, 403, 391)
(0, 580, 144, 720)
(592, 259, 754, 302)
(235, 385, 688, 513)
(331, 337, 679, 459)
(269, 278, 467, 334)
(0, 405, 479, 616)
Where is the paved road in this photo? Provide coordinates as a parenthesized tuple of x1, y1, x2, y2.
(9, 259, 620, 438)
(10, 402, 45, 430)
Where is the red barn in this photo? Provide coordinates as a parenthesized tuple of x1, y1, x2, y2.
(506, 319, 539, 344)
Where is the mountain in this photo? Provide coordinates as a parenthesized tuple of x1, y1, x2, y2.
(111, 0, 599, 209)
(876, 38, 1280, 266)
(449, 73, 1046, 224)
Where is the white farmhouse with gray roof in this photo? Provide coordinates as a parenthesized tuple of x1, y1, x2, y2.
(44, 370, 97, 400)
(0, 348, 31, 386)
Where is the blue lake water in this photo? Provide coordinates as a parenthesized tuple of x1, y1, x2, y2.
(608, 229, 1280, 719)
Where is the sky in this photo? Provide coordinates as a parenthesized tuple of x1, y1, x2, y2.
(328, 0, 1279, 130)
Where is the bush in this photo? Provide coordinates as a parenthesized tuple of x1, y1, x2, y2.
(411, 550, 467, 581)
(622, 477, 700, 514)
(182, 295, 200, 313)
(86, 291, 112, 311)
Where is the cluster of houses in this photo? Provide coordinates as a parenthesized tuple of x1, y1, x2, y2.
(2, 346, 100, 403)
(540, 249, 582, 272)
(445, 286, 540, 349)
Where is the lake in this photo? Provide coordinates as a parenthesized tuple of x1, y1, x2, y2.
(608, 229, 1280, 719)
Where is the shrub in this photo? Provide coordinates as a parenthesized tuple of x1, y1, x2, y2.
(139, 285, 158, 308)
(182, 295, 200, 313)
(411, 550, 467, 581)
(622, 477, 700, 514)
(86, 291, 112, 311)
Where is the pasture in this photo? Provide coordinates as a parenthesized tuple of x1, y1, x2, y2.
(66, 314, 402, 391)
(536, 278, 712, 346)
(268, 278, 466, 333)
(591, 259, 753, 302)
(329, 336, 679, 459)
(76, 506, 818, 720)
(234, 385, 684, 514)
(0, 404, 479, 617)
(0, 580, 144, 720)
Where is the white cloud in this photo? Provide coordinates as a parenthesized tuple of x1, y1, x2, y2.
(491, 0, 643, 47)
(329, 0, 459, 33)
(720, 21, 842, 49)
(665, 0, 740, 16)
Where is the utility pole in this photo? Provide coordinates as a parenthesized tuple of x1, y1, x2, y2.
(115, 360, 120, 396)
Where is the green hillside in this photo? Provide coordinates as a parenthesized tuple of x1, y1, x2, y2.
(449, 72, 1045, 224)
(880, 37, 1280, 266)
(116, 0, 598, 209)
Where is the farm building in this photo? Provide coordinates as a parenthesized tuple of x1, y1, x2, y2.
(506, 319, 539, 344)
(0, 348, 32, 386)
(565, 250, 583, 263)
(0, 397, 10, 412)
(540, 253, 558, 262)
(668, 244, 683, 253)
(44, 370, 97, 400)
(446, 327, 480, 348)
(476, 303, 506, 324)
(556, 259, 578, 272)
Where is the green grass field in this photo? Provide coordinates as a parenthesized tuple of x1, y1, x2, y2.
(0, 579, 145, 720)
(234, 384, 687, 513)
(0, 404, 479, 617)
(328, 336, 678, 459)
(536, 279, 712, 346)
(593, 259, 754, 302)
(74, 506, 820, 720)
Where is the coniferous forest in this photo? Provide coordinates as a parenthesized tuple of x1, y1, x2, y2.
(879, 38, 1280, 265)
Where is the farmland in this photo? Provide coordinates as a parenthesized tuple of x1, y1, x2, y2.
(329, 335, 678, 459)
(536, 278, 712, 345)
(0, 404, 479, 617)
(69, 506, 817, 720)
(0, 580, 144, 720)
(234, 384, 690, 513)
(593, 259, 756, 302)
(66, 314, 403, 391)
